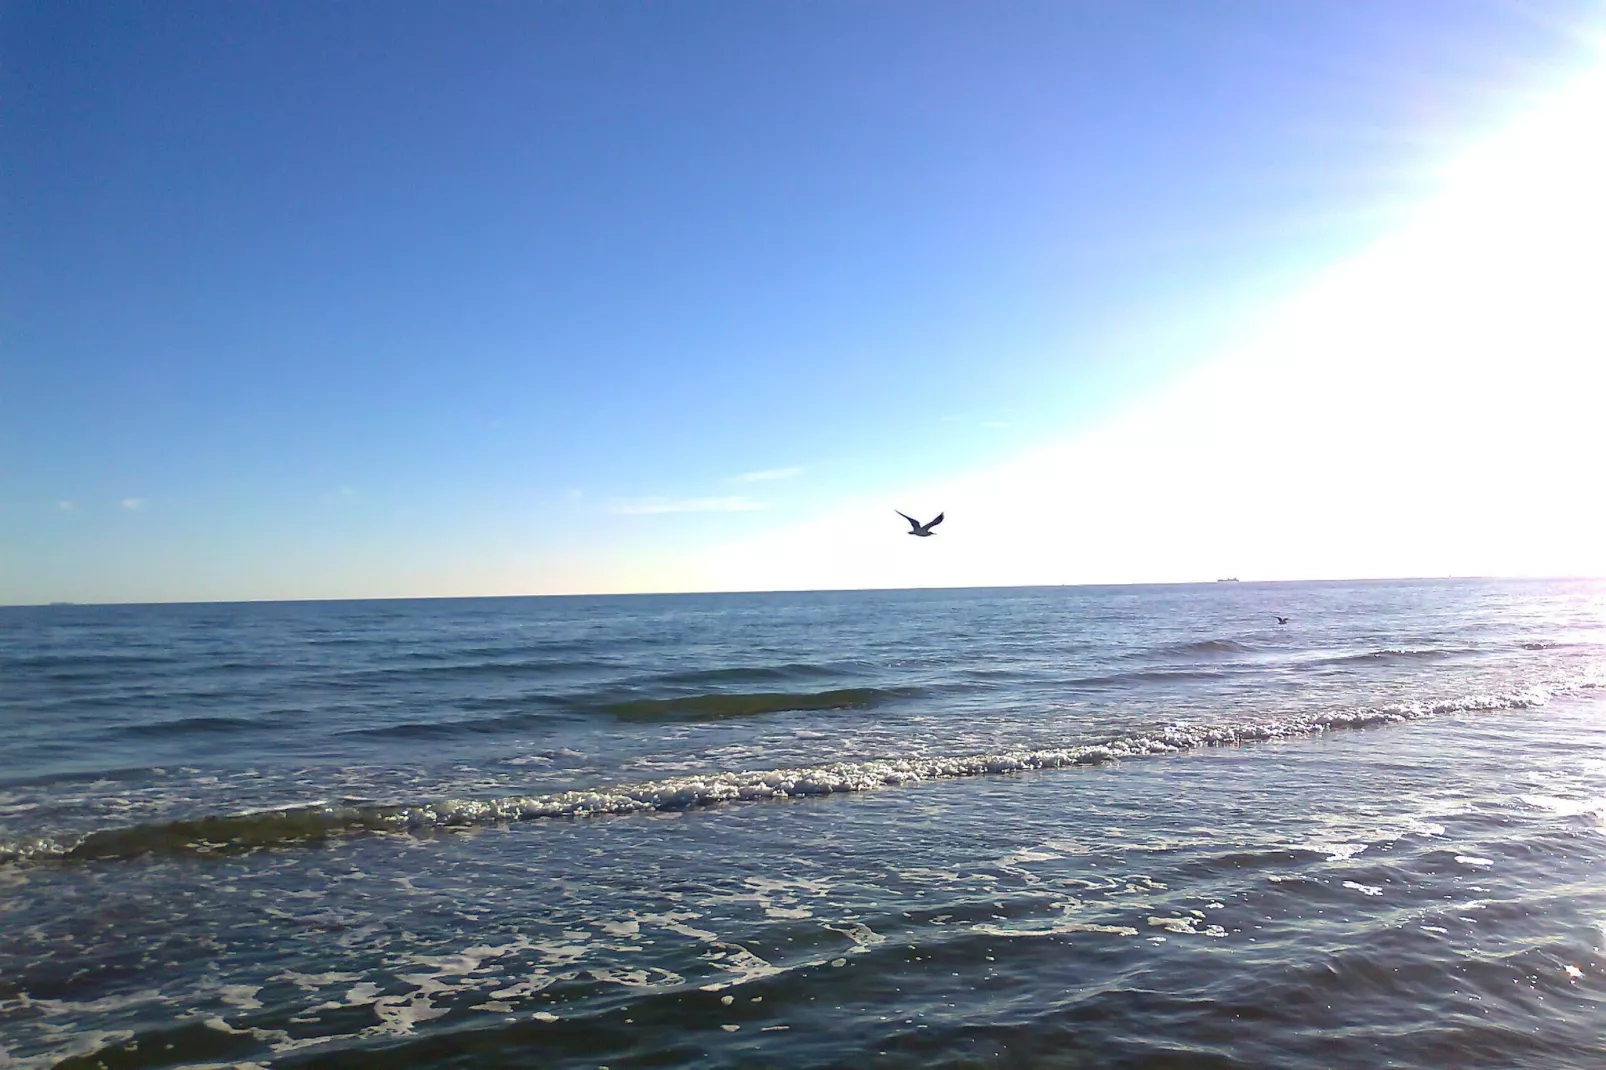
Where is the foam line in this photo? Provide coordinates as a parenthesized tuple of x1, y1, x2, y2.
(1, 679, 1594, 865)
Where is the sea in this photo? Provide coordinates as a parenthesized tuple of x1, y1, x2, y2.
(2, 578, 1605, 1068)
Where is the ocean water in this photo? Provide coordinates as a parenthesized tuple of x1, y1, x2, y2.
(2, 579, 1605, 1068)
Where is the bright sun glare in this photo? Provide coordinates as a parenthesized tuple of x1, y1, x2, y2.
(670, 64, 1606, 593)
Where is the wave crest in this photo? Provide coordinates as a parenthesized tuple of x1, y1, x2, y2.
(1155, 639, 1249, 657)
(1317, 648, 1466, 666)
(4, 680, 1592, 867)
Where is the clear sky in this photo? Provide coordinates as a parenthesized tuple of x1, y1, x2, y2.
(3, 2, 1602, 604)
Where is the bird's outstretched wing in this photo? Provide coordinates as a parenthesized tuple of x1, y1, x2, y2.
(896, 510, 920, 530)
(926, 513, 945, 529)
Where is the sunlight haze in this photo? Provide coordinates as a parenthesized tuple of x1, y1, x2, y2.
(3, 3, 1602, 603)
(676, 64, 1606, 594)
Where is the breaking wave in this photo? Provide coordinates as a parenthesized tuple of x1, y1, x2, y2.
(1152, 639, 1250, 657)
(4, 679, 1593, 866)
(1317, 648, 1469, 665)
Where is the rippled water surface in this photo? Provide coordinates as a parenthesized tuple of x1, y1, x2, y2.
(3, 580, 1605, 1067)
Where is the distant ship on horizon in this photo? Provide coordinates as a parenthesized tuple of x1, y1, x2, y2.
(1216, 577, 1240, 582)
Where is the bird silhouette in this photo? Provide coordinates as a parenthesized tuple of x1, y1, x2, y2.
(897, 511, 944, 537)
(1275, 616, 1290, 625)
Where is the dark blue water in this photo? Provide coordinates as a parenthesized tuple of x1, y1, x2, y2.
(3, 580, 1605, 1067)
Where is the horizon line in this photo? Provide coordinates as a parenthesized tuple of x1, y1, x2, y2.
(5, 573, 1598, 610)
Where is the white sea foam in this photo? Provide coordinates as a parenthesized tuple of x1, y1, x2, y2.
(1520, 794, 1606, 819)
(217, 984, 265, 1010)
(406, 682, 1585, 832)
(977, 916, 1140, 938)
(1147, 915, 1227, 936)
(3, 676, 1599, 864)
(1303, 842, 1368, 861)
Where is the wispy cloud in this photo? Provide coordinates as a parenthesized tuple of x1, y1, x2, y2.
(730, 466, 804, 483)
(610, 496, 766, 516)
(120, 497, 146, 510)
(57, 500, 74, 511)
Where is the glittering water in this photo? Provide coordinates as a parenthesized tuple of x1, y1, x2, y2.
(3, 580, 1605, 1067)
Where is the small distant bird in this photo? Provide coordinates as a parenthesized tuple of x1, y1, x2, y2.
(897, 510, 944, 537)
(1275, 616, 1290, 625)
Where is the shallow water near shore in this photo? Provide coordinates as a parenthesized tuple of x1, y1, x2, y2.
(3, 579, 1605, 1067)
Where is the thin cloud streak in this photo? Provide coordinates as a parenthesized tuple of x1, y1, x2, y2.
(609, 496, 766, 516)
(730, 466, 804, 483)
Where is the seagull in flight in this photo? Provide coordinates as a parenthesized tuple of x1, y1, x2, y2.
(1275, 616, 1290, 625)
(897, 510, 944, 537)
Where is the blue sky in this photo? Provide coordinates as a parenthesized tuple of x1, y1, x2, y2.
(3, 2, 1602, 603)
